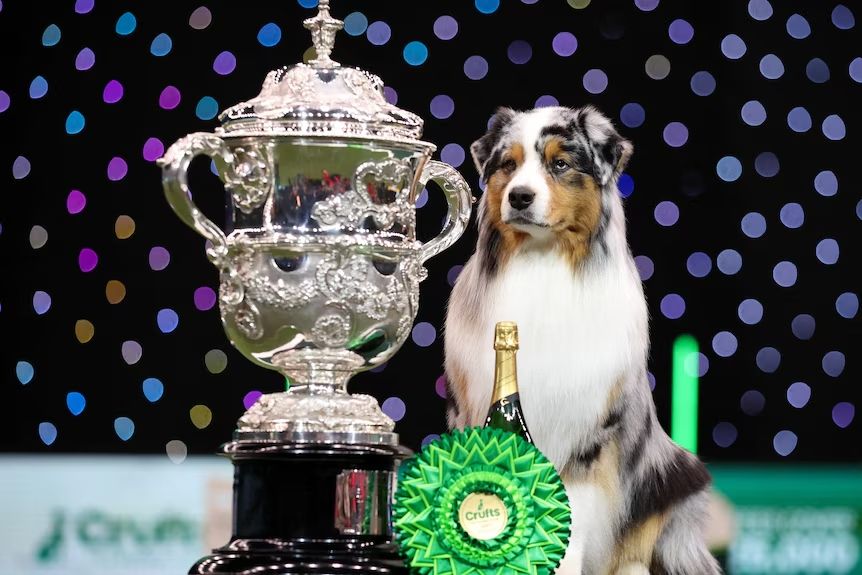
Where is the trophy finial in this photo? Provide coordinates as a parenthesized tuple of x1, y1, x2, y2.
(303, 0, 344, 68)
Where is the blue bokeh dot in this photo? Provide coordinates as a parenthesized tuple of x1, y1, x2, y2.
(343, 12, 368, 36)
(690, 71, 716, 96)
(196, 96, 219, 121)
(403, 41, 429, 66)
(42, 24, 61, 46)
(475, 0, 500, 14)
(150, 33, 172, 56)
(143, 377, 164, 402)
(720, 34, 746, 59)
(157, 308, 179, 333)
(366, 21, 392, 46)
(814, 170, 838, 196)
(716, 156, 742, 181)
(257, 23, 282, 47)
(65, 110, 85, 134)
(787, 107, 812, 132)
(618, 173, 634, 197)
(620, 102, 645, 128)
(786, 14, 811, 38)
(29, 76, 48, 99)
(66, 392, 86, 416)
(116, 12, 137, 36)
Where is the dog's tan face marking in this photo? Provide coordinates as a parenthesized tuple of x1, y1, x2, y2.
(485, 142, 528, 263)
(541, 137, 603, 269)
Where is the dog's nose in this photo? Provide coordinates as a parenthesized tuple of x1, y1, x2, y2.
(508, 187, 535, 211)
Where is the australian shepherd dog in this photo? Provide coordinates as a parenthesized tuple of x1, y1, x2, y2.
(444, 106, 721, 575)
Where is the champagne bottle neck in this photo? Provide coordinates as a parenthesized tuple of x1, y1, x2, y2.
(490, 349, 519, 404)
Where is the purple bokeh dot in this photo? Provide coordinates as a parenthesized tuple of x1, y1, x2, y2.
(429, 95, 455, 119)
(786, 14, 811, 39)
(740, 390, 766, 415)
(194, 286, 217, 311)
(779, 203, 804, 228)
(421, 434, 441, 447)
(647, 371, 656, 390)
(381, 397, 406, 422)
(620, 102, 645, 128)
(75, 47, 95, 71)
(748, 0, 773, 21)
(447, 265, 463, 286)
(756, 346, 781, 373)
(107, 156, 128, 181)
(660, 293, 685, 319)
(412, 322, 437, 347)
(103, 80, 124, 103)
(717, 249, 742, 275)
(415, 187, 428, 208)
(741, 100, 767, 126)
(738, 298, 763, 324)
(759, 54, 785, 79)
(654, 200, 679, 226)
(12, 156, 31, 179)
(463, 55, 488, 80)
(157, 308, 179, 333)
(536, 95, 560, 108)
(712, 331, 738, 357)
(772, 261, 797, 287)
(75, 0, 94, 14)
(435, 375, 447, 399)
(583, 68, 609, 94)
(507, 40, 532, 64)
(741, 212, 766, 238)
(822, 351, 845, 377)
(366, 21, 391, 45)
(78, 248, 98, 272)
(668, 19, 694, 44)
(149, 246, 170, 271)
(552, 32, 578, 56)
(243, 390, 262, 410)
(832, 4, 856, 30)
(383, 86, 397, 105)
(773, 430, 797, 456)
(433, 15, 458, 40)
(814, 170, 838, 196)
(816, 238, 839, 264)
(690, 71, 716, 96)
(663, 122, 688, 147)
(0, 90, 9, 113)
(721, 34, 746, 59)
(822, 114, 846, 141)
(832, 403, 855, 428)
(787, 107, 812, 132)
(370, 362, 387, 373)
(787, 382, 811, 408)
(634, 255, 654, 281)
(686, 252, 711, 278)
(440, 143, 465, 167)
(159, 85, 181, 110)
(33, 291, 52, 315)
(713, 422, 737, 447)
(142, 137, 165, 162)
(836, 292, 858, 319)
(791, 314, 815, 340)
(635, 0, 660, 11)
(66, 190, 86, 214)
(754, 152, 780, 177)
(213, 51, 236, 75)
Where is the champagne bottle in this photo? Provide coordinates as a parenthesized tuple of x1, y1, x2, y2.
(484, 321, 533, 442)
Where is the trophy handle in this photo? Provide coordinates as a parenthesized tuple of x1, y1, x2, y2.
(158, 133, 231, 266)
(417, 160, 473, 264)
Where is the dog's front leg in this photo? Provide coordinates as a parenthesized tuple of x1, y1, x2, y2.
(614, 563, 650, 575)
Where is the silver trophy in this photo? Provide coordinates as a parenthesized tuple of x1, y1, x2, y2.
(159, 1, 471, 447)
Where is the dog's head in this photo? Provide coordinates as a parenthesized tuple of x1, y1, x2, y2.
(471, 106, 632, 251)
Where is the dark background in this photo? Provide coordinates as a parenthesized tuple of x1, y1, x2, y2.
(1, 0, 858, 460)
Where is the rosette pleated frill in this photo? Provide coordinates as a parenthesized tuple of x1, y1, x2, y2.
(393, 427, 571, 575)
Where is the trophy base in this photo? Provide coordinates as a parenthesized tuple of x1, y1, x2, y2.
(189, 437, 410, 575)
(190, 539, 408, 574)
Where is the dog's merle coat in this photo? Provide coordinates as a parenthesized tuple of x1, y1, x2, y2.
(444, 106, 721, 575)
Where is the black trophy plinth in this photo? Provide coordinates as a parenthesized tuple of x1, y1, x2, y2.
(190, 439, 411, 575)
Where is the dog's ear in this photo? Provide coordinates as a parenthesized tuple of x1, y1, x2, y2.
(470, 107, 515, 179)
(578, 106, 633, 187)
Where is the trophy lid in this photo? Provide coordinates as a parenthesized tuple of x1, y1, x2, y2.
(217, 0, 427, 144)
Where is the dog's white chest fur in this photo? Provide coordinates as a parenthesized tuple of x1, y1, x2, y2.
(451, 243, 646, 470)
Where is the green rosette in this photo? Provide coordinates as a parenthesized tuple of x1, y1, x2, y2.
(393, 427, 571, 575)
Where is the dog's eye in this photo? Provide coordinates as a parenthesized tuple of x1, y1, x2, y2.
(501, 159, 517, 174)
(552, 159, 570, 173)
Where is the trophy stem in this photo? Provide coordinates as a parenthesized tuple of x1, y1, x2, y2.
(274, 348, 365, 395)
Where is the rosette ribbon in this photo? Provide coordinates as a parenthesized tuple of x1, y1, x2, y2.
(393, 427, 571, 575)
